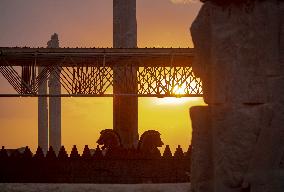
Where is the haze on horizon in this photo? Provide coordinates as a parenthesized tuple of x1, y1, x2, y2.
(0, 0, 205, 153)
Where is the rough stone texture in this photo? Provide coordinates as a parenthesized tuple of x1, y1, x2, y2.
(192, 1, 281, 105)
(0, 183, 190, 192)
(190, 106, 213, 192)
(113, 0, 139, 148)
(211, 105, 273, 191)
(113, 0, 137, 48)
(190, 1, 284, 191)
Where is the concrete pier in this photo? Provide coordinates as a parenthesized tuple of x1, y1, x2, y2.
(113, 0, 138, 148)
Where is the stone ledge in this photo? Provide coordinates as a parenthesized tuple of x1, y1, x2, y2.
(0, 183, 191, 192)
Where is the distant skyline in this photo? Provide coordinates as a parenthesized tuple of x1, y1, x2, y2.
(0, 0, 205, 153)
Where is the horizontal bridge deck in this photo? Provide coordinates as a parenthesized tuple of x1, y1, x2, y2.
(0, 48, 203, 97)
(0, 48, 194, 67)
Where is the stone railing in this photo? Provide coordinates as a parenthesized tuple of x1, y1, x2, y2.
(0, 145, 191, 184)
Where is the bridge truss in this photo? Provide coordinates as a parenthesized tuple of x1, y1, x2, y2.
(0, 48, 203, 97)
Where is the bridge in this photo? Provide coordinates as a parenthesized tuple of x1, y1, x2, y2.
(0, 47, 202, 98)
(0, 1, 203, 153)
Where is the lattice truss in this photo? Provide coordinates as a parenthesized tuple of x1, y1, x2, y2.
(0, 65, 50, 95)
(138, 67, 202, 96)
(0, 65, 202, 97)
(59, 66, 113, 95)
(0, 64, 113, 95)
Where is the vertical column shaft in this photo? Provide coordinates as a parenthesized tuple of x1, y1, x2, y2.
(38, 67, 48, 154)
(49, 69, 61, 154)
(47, 33, 61, 154)
(113, 0, 138, 148)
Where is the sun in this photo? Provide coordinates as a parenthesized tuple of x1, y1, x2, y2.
(154, 84, 202, 105)
(154, 97, 199, 105)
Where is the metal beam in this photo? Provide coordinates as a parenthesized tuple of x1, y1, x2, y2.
(0, 94, 203, 97)
(0, 48, 194, 67)
(0, 48, 202, 98)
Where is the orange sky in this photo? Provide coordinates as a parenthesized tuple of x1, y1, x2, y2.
(0, 0, 205, 153)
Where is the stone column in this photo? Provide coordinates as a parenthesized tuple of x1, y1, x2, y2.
(190, 1, 284, 192)
(38, 67, 48, 154)
(190, 106, 213, 192)
(47, 33, 61, 154)
(113, 0, 138, 148)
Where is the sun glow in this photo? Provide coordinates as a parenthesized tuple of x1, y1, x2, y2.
(154, 84, 202, 105)
(154, 97, 199, 105)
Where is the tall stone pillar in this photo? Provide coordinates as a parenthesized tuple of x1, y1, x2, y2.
(113, 0, 138, 148)
(190, 1, 284, 192)
(38, 68, 48, 154)
(47, 33, 61, 154)
(190, 106, 213, 191)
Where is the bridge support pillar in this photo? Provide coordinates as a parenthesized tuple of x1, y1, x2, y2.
(113, 0, 138, 148)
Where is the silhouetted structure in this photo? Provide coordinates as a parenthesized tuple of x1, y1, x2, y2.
(0, 145, 191, 183)
(113, 0, 139, 149)
(138, 130, 164, 159)
(200, 0, 265, 6)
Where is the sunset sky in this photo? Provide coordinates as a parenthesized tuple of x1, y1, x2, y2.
(0, 0, 205, 153)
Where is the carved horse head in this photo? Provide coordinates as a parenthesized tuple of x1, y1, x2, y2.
(97, 129, 121, 150)
(138, 130, 164, 153)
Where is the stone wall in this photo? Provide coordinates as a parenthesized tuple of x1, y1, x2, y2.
(190, 1, 284, 191)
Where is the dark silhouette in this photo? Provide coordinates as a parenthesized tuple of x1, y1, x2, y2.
(0, 146, 8, 159)
(93, 145, 103, 159)
(163, 145, 173, 159)
(22, 146, 33, 160)
(200, 0, 265, 6)
(34, 146, 44, 160)
(138, 130, 163, 159)
(97, 129, 123, 159)
(58, 146, 68, 161)
(70, 145, 80, 160)
(174, 145, 184, 159)
(97, 129, 122, 150)
(0, 144, 192, 183)
(82, 145, 92, 160)
(46, 146, 56, 160)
